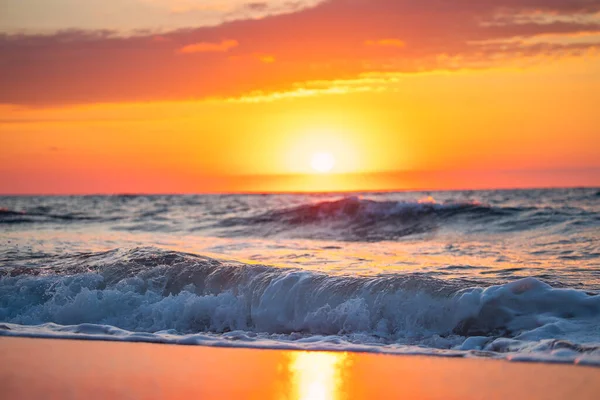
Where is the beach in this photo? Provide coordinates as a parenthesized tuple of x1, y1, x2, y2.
(2, 337, 599, 399)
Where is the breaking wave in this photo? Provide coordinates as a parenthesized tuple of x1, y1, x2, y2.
(1, 248, 599, 365)
(218, 196, 590, 241)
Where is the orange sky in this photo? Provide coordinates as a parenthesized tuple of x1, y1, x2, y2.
(1, 0, 600, 194)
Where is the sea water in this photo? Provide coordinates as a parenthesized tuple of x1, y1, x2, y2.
(1, 188, 600, 365)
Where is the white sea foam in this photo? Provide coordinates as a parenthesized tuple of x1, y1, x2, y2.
(1, 249, 599, 365)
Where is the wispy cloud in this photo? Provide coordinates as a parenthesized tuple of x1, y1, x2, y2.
(177, 39, 239, 54)
(365, 39, 406, 48)
(255, 54, 276, 63)
(0, 0, 326, 34)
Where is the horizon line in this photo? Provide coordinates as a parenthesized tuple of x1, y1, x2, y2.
(2, 184, 599, 197)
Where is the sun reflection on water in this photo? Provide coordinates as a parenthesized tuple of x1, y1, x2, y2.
(288, 352, 348, 400)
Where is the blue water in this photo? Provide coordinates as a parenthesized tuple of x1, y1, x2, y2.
(1, 188, 600, 364)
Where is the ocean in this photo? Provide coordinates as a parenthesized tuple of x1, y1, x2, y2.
(1, 188, 600, 365)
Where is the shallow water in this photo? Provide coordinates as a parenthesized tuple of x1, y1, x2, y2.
(1, 188, 600, 364)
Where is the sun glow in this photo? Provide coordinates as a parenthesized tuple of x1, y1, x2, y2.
(310, 152, 336, 173)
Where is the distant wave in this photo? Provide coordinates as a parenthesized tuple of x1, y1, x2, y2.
(2, 195, 597, 241)
(1, 248, 599, 364)
(0, 207, 100, 224)
(217, 196, 587, 241)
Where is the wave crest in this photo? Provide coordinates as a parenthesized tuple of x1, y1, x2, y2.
(219, 197, 524, 241)
(2, 248, 599, 363)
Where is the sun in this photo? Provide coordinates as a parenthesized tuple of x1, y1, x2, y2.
(310, 152, 335, 173)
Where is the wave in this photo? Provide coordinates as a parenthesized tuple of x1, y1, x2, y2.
(3, 195, 597, 241)
(1, 248, 599, 364)
(0, 207, 101, 224)
(217, 196, 583, 241)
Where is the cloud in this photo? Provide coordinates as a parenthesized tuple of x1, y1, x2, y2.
(1, 0, 599, 105)
(177, 39, 239, 54)
(245, 2, 270, 12)
(0, 1, 326, 34)
(152, 36, 171, 43)
(256, 54, 276, 63)
(365, 39, 406, 48)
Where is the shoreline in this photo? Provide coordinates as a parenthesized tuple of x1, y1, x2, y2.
(2, 327, 598, 367)
(2, 337, 599, 399)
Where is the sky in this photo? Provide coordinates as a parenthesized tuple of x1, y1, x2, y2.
(1, 0, 599, 194)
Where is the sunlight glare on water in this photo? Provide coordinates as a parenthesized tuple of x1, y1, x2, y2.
(288, 352, 348, 400)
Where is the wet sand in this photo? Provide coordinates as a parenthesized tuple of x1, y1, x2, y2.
(1, 337, 599, 399)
